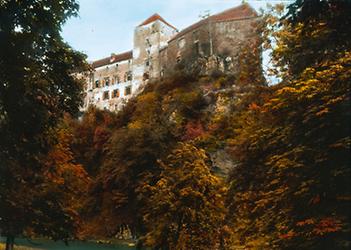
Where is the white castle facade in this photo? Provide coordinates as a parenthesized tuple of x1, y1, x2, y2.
(81, 3, 259, 111)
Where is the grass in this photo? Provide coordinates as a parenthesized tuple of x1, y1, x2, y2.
(0, 243, 42, 250)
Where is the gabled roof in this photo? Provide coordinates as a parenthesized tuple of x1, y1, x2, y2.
(169, 3, 257, 42)
(92, 51, 133, 69)
(139, 13, 178, 31)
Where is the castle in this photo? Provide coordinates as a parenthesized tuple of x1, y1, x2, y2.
(81, 3, 259, 111)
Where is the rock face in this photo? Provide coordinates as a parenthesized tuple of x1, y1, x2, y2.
(80, 3, 260, 112)
(210, 149, 235, 177)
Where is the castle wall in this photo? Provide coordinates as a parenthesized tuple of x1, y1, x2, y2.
(162, 22, 211, 74)
(212, 17, 259, 72)
(86, 59, 133, 111)
(81, 4, 259, 112)
(163, 16, 259, 75)
(132, 20, 177, 92)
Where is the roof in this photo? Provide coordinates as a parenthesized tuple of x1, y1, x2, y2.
(139, 13, 178, 31)
(92, 50, 133, 69)
(169, 3, 257, 42)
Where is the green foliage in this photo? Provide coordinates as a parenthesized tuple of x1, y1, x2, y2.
(0, 0, 87, 247)
(139, 143, 229, 250)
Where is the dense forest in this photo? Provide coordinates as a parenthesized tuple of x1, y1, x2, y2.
(0, 0, 350, 250)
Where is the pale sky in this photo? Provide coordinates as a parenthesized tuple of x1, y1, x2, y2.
(61, 0, 291, 61)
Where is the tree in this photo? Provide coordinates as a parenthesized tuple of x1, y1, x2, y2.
(140, 143, 229, 250)
(67, 107, 117, 175)
(0, 0, 87, 249)
(267, 0, 351, 78)
(79, 92, 176, 238)
(226, 1, 351, 249)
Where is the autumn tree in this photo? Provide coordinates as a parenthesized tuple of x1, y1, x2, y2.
(67, 107, 118, 175)
(0, 0, 87, 249)
(80, 92, 175, 237)
(36, 123, 90, 240)
(227, 1, 351, 249)
(140, 143, 229, 250)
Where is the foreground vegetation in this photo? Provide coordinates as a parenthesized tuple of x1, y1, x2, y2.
(0, 0, 350, 249)
(0, 245, 38, 250)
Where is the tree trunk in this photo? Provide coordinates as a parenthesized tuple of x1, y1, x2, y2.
(5, 235, 14, 250)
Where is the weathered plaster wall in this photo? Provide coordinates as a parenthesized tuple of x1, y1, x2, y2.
(86, 59, 133, 111)
(132, 20, 177, 92)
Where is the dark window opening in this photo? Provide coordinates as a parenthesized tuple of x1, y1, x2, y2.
(127, 71, 132, 81)
(112, 89, 120, 98)
(125, 86, 131, 96)
(176, 56, 181, 64)
(194, 41, 200, 55)
(114, 75, 120, 84)
(143, 72, 150, 81)
(193, 30, 199, 42)
(104, 77, 110, 86)
(103, 91, 109, 100)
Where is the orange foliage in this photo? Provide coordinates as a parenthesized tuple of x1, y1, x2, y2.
(182, 120, 205, 141)
(313, 218, 342, 236)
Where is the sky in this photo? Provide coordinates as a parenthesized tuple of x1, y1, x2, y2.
(61, 0, 291, 62)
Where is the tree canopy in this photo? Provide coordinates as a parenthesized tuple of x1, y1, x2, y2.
(0, 0, 87, 249)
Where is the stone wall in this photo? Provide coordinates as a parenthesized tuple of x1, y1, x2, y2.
(162, 16, 260, 76)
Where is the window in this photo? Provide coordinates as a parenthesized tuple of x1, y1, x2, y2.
(104, 77, 110, 86)
(194, 41, 200, 55)
(112, 89, 120, 98)
(143, 72, 149, 81)
(178, 38, 186, 49)
(127, 71, 132, 81)
(176, 55, 181, 64)
(114, 75, 120, 84)
(193, 30, 199, 42)
(95, 80, 100, 88)
(103, 91, 109, 100)
(145, 60, 150, 66)
(151, 24, 157, 33)
(125, 86, 131, 96)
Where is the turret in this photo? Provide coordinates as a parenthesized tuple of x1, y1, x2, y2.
(132, 14, 177, 91)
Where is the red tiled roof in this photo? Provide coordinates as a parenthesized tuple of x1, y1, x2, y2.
(92, 50, 133, 68)
(169, 3, 257, 42)
(139, 13, 178, 31)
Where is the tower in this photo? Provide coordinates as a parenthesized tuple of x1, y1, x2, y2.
(132, 14, 177, 91)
